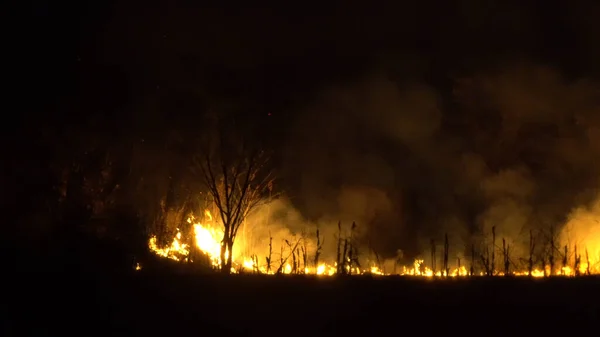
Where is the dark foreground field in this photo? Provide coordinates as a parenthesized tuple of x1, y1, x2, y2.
(6, 266, 600, 337)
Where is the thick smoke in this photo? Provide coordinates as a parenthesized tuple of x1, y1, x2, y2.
(561, 198, 600, 264)
(240, 188, 394, 265)
(246, 62, 600, 270)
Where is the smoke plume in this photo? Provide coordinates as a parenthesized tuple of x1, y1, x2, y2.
(241, 61, 600, 270)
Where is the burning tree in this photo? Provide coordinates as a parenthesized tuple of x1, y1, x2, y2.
(192, 113, 275, 273)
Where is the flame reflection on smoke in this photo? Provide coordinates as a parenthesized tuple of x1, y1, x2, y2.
(147, 208, 599, 277)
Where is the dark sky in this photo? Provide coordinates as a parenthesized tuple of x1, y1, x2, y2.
(23, 1, 600, 259)
(28, 1, 600, 119)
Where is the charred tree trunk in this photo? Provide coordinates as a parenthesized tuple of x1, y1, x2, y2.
(481, 246, 491, 276)
(347, 245, 354, 275)
(443, 234, 449, 277)
(220, 240, 228, 273)
(220, 229, 231, 273)
(562, 245, 568, 276)
(266, 233, 273, 273)
(341, 239, 349, 275)
(336, 221, 342, 274)
(348, 222, 356, 274)
(549, 226, 555, 276)
(279, 243, 284, 274)
(314, 228, 322, 269)
(226, 239, 234, 273)
(301, 244, 307, 273)
(574, 245, 580, 277)
(528, 230, 534, 277)
(502, 238, 510, 276)
(470, 244, 475, 277)
(585, 249, 591, 275)
(292, 248, 297, 274)
(430, 239, 436, 276)
(491, 226, 496, 276)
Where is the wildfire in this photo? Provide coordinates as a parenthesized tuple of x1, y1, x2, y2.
(147, 209, 600, 278)
(191, 213, 223, 267)
(148, 231, 189, 262)
(147, 210, 362, 275)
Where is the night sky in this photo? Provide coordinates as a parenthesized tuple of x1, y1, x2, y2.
(18, 1, 600, 259)
(28, 1, 600, 121)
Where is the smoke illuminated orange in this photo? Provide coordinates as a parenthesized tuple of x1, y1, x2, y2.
(147, 207, 600, 277)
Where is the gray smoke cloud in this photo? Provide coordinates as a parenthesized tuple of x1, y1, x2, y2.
(238, 61, 600, 272)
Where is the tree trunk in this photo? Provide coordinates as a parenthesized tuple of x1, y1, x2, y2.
(219, 230, 235, 274)
(226, 240, 234, 273)
(220, 235, 228, 273)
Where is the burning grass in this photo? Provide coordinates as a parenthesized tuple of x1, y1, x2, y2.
(147, 205, 600, 278)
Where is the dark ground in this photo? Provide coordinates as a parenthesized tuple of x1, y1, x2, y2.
(6, 266, 600, 337)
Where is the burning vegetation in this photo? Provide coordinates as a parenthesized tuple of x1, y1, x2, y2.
(23, 62, 600, 283)
(147, 199, 600, 278)
(143, 98, 600, 278)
